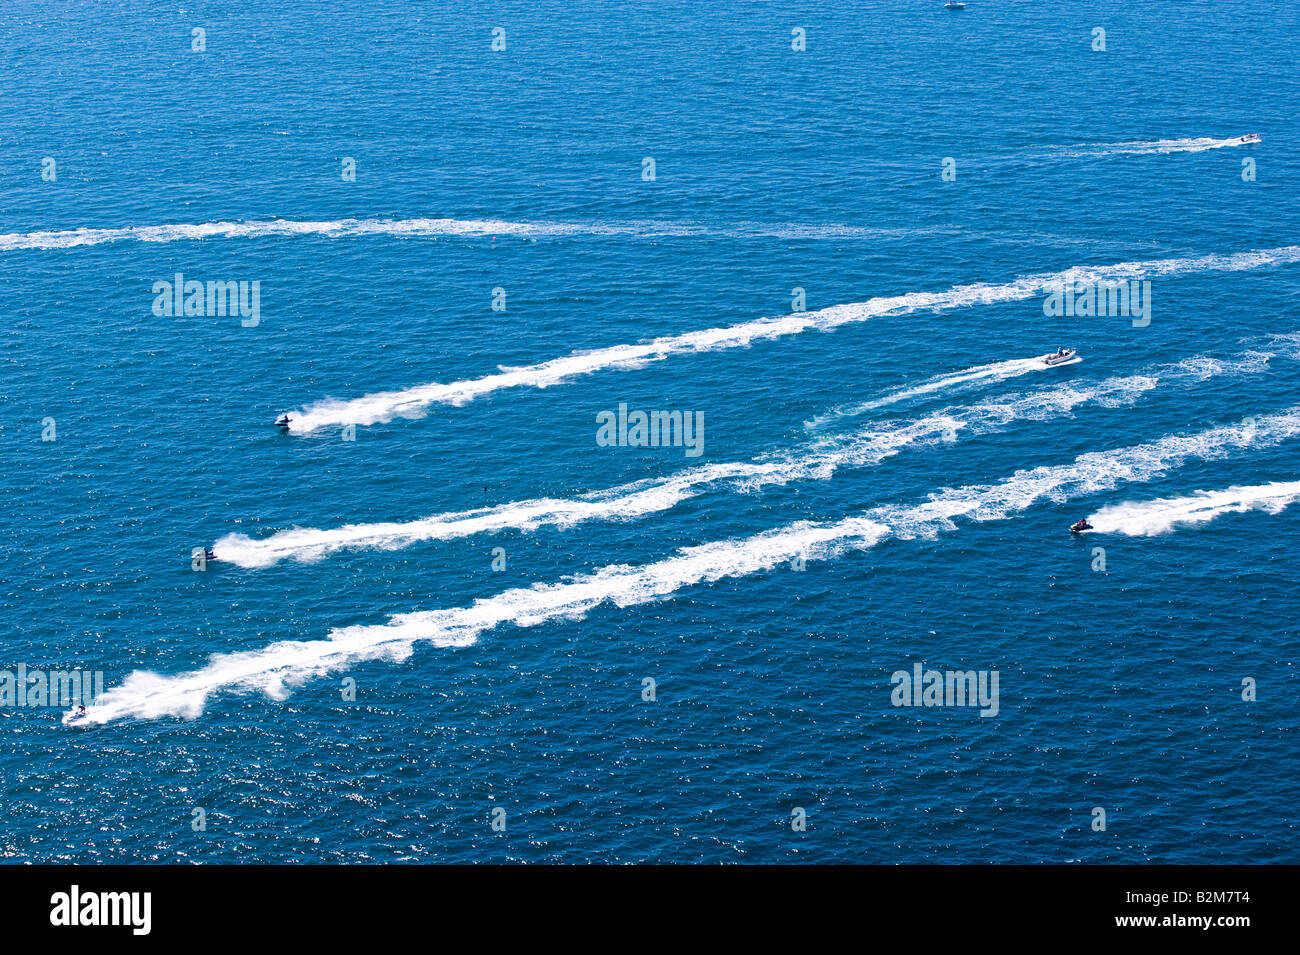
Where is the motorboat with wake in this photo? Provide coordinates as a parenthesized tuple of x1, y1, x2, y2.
(1070, 518, 1093, 533)
(1237, 133, 1261, 144)
(944, 1, 966, 8)
(1042, 347, 1079, 367)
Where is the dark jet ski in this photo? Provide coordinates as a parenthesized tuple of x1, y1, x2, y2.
(275, 414, 292, 428)
(1070, 518, 1093, 533)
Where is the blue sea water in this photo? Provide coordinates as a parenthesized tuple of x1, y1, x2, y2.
(1, 0, 1297, 863)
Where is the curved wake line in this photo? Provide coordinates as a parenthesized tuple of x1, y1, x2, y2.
(285, 245, 1300, 433)
(0, 216, 954, 253)
(217, 344, 1281, 569)
(1088, 481, 1300, 536)
(83, 407, 1300, 724)
(804, 355, 1071, 429)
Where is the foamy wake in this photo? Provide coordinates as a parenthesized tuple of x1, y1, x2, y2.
(285, 245, 1300, 433)
(78, 407, 1300, 724)
(215, 415, 961, 568)
(1050, 136, 1261, 159)
(217, 345, 1280, 569)
(1087, 481, 1300, 536)
(0, 216, 950, 253)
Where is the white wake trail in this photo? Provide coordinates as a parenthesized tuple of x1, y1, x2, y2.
(218, 343, 1281, 568)
(1049, 136, 1261, 159)
(1087, 481, 1300, 536)
(82, 408, 1300, 724)
(284, 245, 1300, 433)
(0, 216, 948, 253)
(217, 416, 963, 568)
(805, 355, 1070, 430)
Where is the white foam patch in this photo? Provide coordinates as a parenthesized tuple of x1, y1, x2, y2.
(220, 341, 1282, 568)
(1087, 481, 1300, 536)
(284, 246, 1300, 433)
(79, 407, 1300, 724)
(1264, 331, 1300, 360)
(0, 216, 950, 252)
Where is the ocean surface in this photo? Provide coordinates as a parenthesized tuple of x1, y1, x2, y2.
(1, 0, 1297, 863)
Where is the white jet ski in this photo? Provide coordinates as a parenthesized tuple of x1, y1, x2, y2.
(1042, 348, 1078, 366)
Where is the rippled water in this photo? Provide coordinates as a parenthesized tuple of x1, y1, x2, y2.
(1, 0, 1297, 863)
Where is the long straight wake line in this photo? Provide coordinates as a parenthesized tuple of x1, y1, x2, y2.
(284, 245, 1300, 433)
(0, 216, 957, 253)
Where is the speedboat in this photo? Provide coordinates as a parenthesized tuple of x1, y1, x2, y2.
(1070, 519, 1093, 533)
(1238, 133, 1261, 144)
(1042, 348, 1077, 366)
(275, 414, 292, 428)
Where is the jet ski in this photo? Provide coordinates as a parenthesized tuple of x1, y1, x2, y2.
(275, 414, 292, 428)
(1070, 518, 1093, 533)
(63, 707, 89, 726)
(1238, 133, 1261, 144)
(202, 548, 217, 562)
(944, 1, 966, 8)
(1043, 348, 1078, 366)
